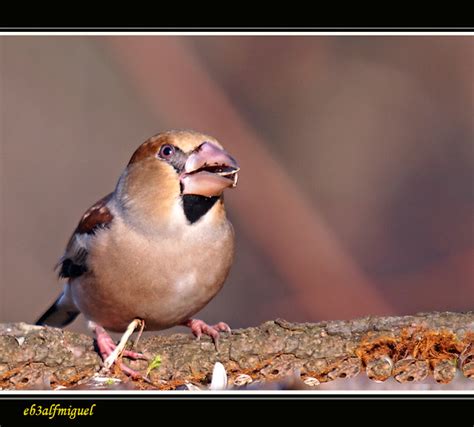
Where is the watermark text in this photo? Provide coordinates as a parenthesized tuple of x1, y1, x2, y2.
(23, 403, 96, 420)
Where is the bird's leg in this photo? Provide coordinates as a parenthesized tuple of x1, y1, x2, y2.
(182, 318, 231, 342)
(89, 320, 147, 379)
(103, 319, 144, 369)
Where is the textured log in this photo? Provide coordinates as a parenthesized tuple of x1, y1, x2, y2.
(0, 311, 473, 390)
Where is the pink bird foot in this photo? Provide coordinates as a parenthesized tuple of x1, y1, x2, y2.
(93, 323, 147, 380)
(183, 319, 231, 342)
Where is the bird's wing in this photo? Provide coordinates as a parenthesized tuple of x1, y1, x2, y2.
(57, 193, 114, 279)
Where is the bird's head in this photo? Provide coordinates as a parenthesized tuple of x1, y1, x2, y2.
(116, 130, 239, 228)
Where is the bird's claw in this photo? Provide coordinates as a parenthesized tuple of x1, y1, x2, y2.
(93, 321, 148, 380)
(183, 319, 231, 343)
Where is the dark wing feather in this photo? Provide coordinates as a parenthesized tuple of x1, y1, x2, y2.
(57, 193, 114, 279)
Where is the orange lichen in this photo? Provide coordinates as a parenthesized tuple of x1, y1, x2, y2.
(356, 327, 464, 364)
(355, 334, 398, 365)
(227, 353, 284, 382)
(0, 363, 29, 382)
(302, 357, 359, 383)
(394, 327, 463, 361)
(354, 326, 472, 383)
(50, 367, 97, 388)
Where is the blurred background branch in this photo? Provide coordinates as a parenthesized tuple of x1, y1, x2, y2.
(104, 36, 393, 319)
(0, 35, 472, 332)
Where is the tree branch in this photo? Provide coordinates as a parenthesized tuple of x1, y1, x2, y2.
(0, 311, 472, 390)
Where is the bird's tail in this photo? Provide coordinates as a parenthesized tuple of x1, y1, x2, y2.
(36, 284, 80, 328)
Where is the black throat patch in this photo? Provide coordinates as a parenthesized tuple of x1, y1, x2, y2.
(182, 195, 220, 224)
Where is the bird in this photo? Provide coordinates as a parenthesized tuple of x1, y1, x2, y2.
(36, 130, 240, 378)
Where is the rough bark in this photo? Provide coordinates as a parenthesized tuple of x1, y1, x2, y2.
(0, 311, 473, 390)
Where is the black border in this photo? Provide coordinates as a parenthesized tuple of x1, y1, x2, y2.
(1, 25, 472, 425)
(1, 394, 473, 424)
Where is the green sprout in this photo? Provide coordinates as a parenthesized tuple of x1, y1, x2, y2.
(146, 354, 162, 377)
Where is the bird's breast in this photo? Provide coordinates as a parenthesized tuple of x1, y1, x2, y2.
(71, 215, 234, 332)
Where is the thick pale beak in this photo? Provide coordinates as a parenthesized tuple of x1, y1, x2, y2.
(180, 142, 240, 197)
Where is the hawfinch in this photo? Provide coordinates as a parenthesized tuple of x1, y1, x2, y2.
(36, 130, 239, 377)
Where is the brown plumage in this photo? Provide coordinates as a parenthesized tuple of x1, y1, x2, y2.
(37, 130, 240, 376)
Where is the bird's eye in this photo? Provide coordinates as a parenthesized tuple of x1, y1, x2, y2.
(159, 144, 175, 159)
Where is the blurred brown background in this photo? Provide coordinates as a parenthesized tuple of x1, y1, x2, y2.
(0, 35, 473, 334)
